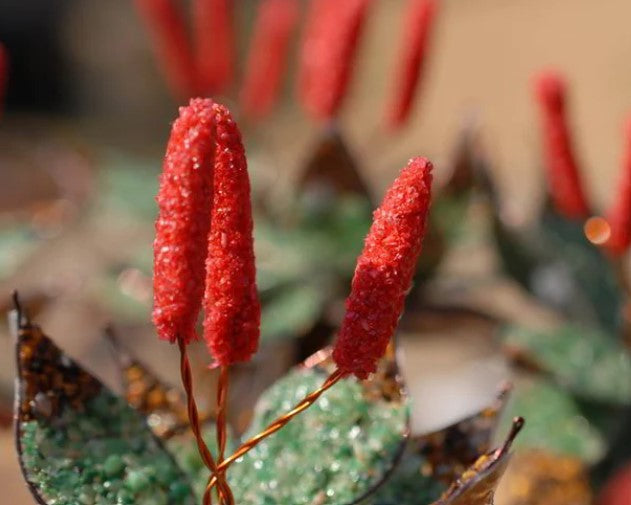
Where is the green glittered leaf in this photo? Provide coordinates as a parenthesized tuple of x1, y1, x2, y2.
(226, 365, 409, 505)
(499, 379, 606, 463)
(12, 312, 196, 505)
(501, 324, 631, 404)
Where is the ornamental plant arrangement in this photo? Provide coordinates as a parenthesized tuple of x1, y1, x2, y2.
(11, 98, 525, 505)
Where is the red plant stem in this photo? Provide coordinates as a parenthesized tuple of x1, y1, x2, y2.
(534, 71, 590, 219)
(240, 0, 299, 121)
(298, 0, 373, 122)
(203, 103, 260, 366)
(134, 0, 199, 100)
(153, 99, 216, 344)
(605, 117, 631, 256)
(177, 337, 233, 504)
(194, 0, 234, 94)
(385, 0, 438, 130)
(333, 157, 433, 379)
(202, 370, 344, 500)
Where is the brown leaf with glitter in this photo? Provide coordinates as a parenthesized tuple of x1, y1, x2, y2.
(433, 417, 524, 505)
(414, 383, 512, 484)
(104, 326, 194, 439)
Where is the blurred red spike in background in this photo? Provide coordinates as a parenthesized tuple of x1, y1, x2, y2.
(240, 0, 300, 121)
(534, 71, 591, 219)
(194, 0, 235, 95)
(605, 117, 631, 256)
(297, 0, 373, 122)
(385, 0, 439, 131)
(204, 103, 260, 366)
(134, 0, 199, 101)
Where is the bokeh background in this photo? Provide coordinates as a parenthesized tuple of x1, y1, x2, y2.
(2, 0, 631, 503)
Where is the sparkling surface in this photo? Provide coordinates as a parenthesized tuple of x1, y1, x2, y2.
(203, 103, 260, 366)
(19, 390, 195, 505)
(333, 158, 433, 378)
(226, 367, 407, 504)
(153, 98, 216, 344)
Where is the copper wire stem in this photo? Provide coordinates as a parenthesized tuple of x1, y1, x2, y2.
(212, 365, 232, 505)
(202, 369, 344, 500)
(177, 337, 232, 504)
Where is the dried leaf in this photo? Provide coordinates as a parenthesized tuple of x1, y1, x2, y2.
(11, 306, 196, 505)
(432, 417, 524, 505)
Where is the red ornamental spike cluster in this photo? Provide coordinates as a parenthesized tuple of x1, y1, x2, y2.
(134, 0, 199, 100)
(534, 71, 590, 219)
(298, 0, 373, 121)
(605, 117, 631, 256)
(203, 104, 260, 365)
(240, 0, 299, 121)
(153, 98, 260, 366)
(385, 0, 438, 130)
(194, 0, 234, 94)
(333, 157, 433, 379)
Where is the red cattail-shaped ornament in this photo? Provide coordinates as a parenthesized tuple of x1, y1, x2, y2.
(194, 0, 235, 94)
(240, 0, 299, 121)
(135, 0, 199, 100)
(534, 71, 590, 219)
(605, 118, 631, 256)
(298, 0, 372, 122)
(385, 0, 438, 130)
(203, 104, 260, 366)
(153, 98, 216, 344)
(333, 157, 433, 378)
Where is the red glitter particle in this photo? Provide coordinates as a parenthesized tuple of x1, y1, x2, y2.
(385, 0, 438, 130)
(203, 104, 260, 366)
(298, 0, 373, 122)
(194, 0, 235, 94)
(605, 118, 631, 256)
(240, 0, 299, 121)
(534, 71, 590, 219)
(333, 157, 433, 379)
(134, 0, 199, 100)
(153, 98, 215, 344)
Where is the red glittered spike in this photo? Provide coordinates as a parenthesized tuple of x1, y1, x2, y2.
(333, 157, 433, 379)
(385, 0, 438, 130)
(534, 71, 590, 219)
(298, 0, 373, 122)
(240, 0, 299, 121)
(0, 43, 7, 117)
(134, 0, 199, 100)
(153, 98, 216, 344)
(203, 104, 260, 366)
(605, 117, 631, 256)
(193, 0, 235, 95)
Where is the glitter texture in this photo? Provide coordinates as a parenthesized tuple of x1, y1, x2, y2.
(385, 0, 438, 130)
(134, 0, 199, 100)
(298, 0, 373, 121)
(605, 118, 631, 256)
(153, 98, 215, 344)
(333, 157, 433, 378)
(534, 71, 590, 219)
(203, 103, 260, 366)
(194, 0, 234, 94)
(240, 0, 299, 121)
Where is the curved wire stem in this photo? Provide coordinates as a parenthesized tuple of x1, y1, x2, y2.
(177, 337, 233, 504)
(202, 369, 344, 502)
